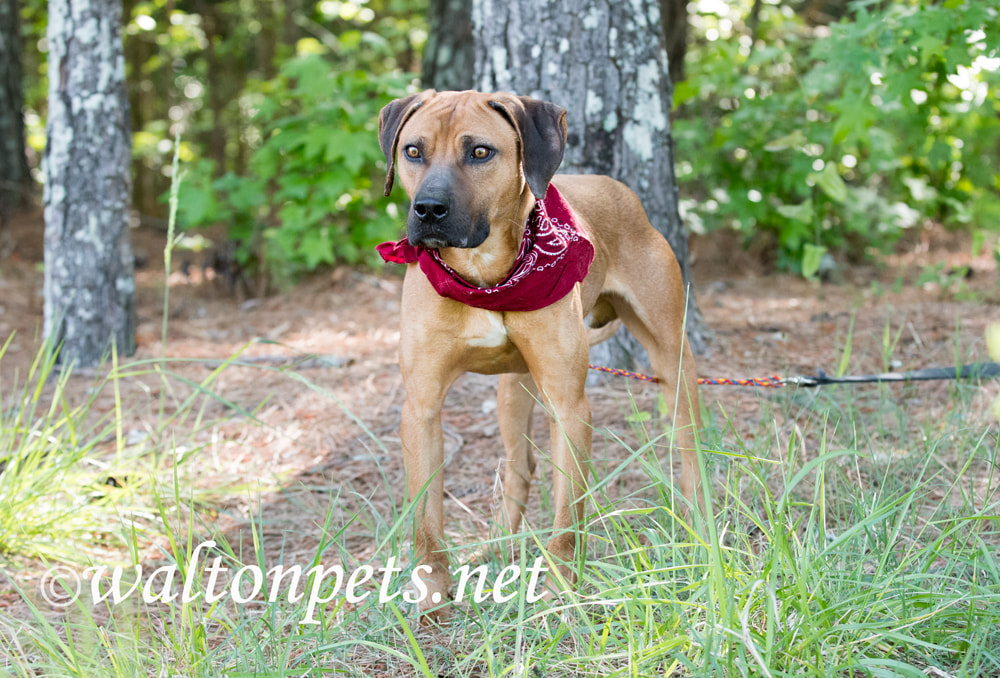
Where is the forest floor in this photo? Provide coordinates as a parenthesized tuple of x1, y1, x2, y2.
(1, 209, 998, 640)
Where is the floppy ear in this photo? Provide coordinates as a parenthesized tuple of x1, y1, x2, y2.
(378, 92, 431, 197)
(488, 95, 567, 199)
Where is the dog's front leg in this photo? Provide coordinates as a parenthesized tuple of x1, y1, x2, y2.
(508, 296, 593, 596)
(399, 363, 458, 617)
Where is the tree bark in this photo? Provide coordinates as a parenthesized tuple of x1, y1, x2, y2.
(256, 0, 279, 80)
(660, 0, 688, 84)
(44, 0, 136, 367)
(0, 0, 32, 212)
(199, 2, 227, 177)
(282, 0, 302, 51)
(473, 0, 708, 363)
(423, 0, 475, 91)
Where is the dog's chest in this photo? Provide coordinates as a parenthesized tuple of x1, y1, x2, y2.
(455, 308, 527, 374)
(463, 309, 509, 348)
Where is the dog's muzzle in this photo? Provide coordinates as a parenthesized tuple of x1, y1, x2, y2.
(409, 193, 453, 249)
(407, 188, 489, 250)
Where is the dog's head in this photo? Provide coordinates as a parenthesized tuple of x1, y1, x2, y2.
(378, 90, 567, 250)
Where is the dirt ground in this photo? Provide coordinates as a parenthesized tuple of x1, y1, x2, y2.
(1, 209, 998, 577)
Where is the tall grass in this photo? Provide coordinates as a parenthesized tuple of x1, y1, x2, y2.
(0, 336, 152, 564)
(1, 349, 996, 676)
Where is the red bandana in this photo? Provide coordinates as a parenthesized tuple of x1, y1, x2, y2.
(376, 185, 595, 312)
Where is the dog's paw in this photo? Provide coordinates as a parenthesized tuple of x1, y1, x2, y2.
(418, 596, 452, 625)
(415, 565, 452, 622)
(538, 562, 576, 603)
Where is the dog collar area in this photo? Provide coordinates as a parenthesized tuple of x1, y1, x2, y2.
(376, 185, 595, 313)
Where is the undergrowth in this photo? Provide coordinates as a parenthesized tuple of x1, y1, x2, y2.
(0, 334, 996, 676)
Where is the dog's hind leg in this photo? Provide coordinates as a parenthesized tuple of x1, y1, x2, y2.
(608, 249, 704, 515)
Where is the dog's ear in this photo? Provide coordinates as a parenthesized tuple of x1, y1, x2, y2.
(489, 96, 567, 199)
(378, 92, 431, 197)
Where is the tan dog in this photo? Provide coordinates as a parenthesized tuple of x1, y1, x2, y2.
(378, 90, 701, 615)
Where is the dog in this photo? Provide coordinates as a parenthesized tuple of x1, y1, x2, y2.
(377, 90, 702, 616)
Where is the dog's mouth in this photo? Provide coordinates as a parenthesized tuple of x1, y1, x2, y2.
(417, 238, 450, 250)
(407, 215, 491, 251)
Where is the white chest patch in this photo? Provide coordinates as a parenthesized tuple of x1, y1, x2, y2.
(465, 311, 508, 348)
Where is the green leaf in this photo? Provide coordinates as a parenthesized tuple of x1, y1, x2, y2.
(971, 230, 986, 258)
(177, 183, 217, 226)
(903, 177, 938, 203)
(915, 263, 946, 287)
(764, 130, 807, 152)
(801, 244, 827, 281)
(340, 30, 362, 51)
(813, 164, 848, 203)
(673, 80, 699, 107)
(777, 199, 814, 224)
(301, 227, 335, 269)
(866, 128, 899, 172)
(915, 34, 945, 66)
(626, 411, 652, 424)
(831, 120, 851, 146)
(217, 174, 266, 212)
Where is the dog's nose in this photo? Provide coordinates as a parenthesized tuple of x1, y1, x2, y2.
(412, 197, 449, 223)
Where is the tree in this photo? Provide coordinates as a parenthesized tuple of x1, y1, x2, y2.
(43, 0, 136, 367)
(660, 0, 688, 84)
(0, 0, 31, 212)
(423, 0, 475, 91)
(473, 0, 707, 361)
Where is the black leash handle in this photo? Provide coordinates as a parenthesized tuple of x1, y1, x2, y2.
(785, 362, 1000, 387)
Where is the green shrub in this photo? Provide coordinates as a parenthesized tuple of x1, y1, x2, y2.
(676, 0, 1000, 275)
(178, 55, 411, 284)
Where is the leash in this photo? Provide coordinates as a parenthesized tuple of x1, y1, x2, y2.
(588, 362, 1000, 388)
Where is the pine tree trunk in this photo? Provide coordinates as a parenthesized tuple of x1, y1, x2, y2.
(423, 0, 475, 91)
(660, 0, 688, 84)
(44, 0, 136, 367)
(200, 2, 227, 177)
(473, 0, 708, 364)
(0, 0, 31, 212)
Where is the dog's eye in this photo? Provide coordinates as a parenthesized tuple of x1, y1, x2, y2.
(404, 145, 421, 160)
(471, 146, 493, 161)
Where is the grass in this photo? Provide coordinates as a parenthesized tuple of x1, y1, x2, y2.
(0, 330, 996, 676)
(0, 336, 174, 565)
